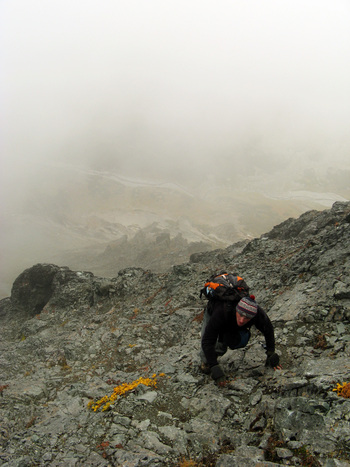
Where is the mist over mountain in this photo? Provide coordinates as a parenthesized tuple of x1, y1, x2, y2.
(2, 0, 350, 299)
(1, 160, 348, 300)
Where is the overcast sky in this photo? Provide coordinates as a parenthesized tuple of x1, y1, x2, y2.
(2, 0, 350, 186)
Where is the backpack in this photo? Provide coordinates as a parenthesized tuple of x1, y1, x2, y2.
(200, 271, 250, 304)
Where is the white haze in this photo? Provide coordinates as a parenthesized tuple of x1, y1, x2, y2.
(1, 0, 350, 296)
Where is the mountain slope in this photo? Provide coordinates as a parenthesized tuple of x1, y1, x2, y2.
(0, 201, 349, 466)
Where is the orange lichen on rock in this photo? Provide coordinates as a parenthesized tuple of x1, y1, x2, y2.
(332, 382, 350, 398)
(88, 373, 166, 412)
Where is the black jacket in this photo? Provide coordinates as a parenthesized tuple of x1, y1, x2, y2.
(201, 301, 275, 368)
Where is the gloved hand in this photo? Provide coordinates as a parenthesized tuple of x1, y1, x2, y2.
(210, 365, 226, 384)
(265, 351, 280, 368)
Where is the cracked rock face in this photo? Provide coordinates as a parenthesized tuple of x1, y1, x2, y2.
(1, 201, 350, 466)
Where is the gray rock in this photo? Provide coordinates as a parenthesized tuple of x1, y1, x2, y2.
(334, 281, 350, 300)
(276, 447, 293, 459)
(158, 425, 188, 454)
(137, 390, 158, 403)
(216, 454, 281, 466)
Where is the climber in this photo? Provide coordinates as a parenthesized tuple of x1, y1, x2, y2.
(200, 295, 282, 384)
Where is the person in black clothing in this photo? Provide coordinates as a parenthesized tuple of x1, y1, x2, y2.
(200, 295, 281, 383)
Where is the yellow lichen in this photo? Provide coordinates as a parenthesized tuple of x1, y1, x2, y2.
(332, 382, 350, 398)
(88, 373, 166, 412)
(101, 402, 111, 412)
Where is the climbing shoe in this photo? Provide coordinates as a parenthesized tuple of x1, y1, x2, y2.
(200, 362, 210, 374)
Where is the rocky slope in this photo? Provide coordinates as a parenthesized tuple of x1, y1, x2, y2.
(0, 201, 350, 466)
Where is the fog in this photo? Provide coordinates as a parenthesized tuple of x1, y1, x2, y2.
(1, 0, 350, 297)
